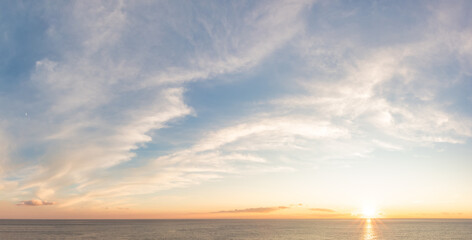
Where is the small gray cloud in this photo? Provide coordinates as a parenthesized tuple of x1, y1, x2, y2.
(17, 199, 56, 206)
(309, 208, 336, 213)
(214, 206, 289, 213)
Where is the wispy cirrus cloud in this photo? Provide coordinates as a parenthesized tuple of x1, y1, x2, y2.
(0, 0, 314, 209)
(214, 206, 289, 214)
(310, 208, 336, 213)
(1, 0, 471, 217)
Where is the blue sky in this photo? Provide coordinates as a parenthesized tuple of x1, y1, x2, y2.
(0, 0, 471, 218)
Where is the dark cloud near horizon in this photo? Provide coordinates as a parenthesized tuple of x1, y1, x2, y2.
(17, 199, 56, 206)
(214, 206, 289, 213)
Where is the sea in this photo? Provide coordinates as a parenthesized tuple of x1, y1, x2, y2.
(0, 219, 471, 239)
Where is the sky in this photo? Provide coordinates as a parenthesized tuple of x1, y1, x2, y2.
(0, 0, 471, 219)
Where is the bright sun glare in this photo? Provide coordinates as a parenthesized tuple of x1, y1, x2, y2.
(362, 206, 377, 218)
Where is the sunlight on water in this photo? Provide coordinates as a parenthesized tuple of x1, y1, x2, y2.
(363, 218, 376, 240)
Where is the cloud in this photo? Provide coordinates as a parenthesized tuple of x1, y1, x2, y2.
(63, 115, 347, 207)
(271, 44, 472, 144)
(214, 206, 289, 214)
(1, 0, 471, 214)
(264, 7, 472, 156)
(0, 0, 314, 207)
(17, 199, 56, 206)
(309, 208, 336, 213)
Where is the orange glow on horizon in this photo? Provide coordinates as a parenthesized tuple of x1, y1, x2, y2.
(2, 201, 471, 219)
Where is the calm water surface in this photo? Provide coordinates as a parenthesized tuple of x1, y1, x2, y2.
(0, 219, 471, 239)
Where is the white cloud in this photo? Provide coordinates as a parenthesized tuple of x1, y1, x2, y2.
(141, 0, 314, 87)
(1, 0, 314, 207)
(2, 0, 471, 211)
(271, 30, 472, 148)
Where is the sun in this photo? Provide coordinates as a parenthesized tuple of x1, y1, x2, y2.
(361, 206, 377, 218)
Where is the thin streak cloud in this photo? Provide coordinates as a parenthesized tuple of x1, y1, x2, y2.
(17, 199, 56, 206)
(310, 208, 336, 213)
(214, 206, 289, 214)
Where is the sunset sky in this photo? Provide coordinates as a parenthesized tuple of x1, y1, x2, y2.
(1, 0, 471, 219)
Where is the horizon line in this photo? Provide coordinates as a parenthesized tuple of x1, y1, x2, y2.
(1, 218, 471, 220)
